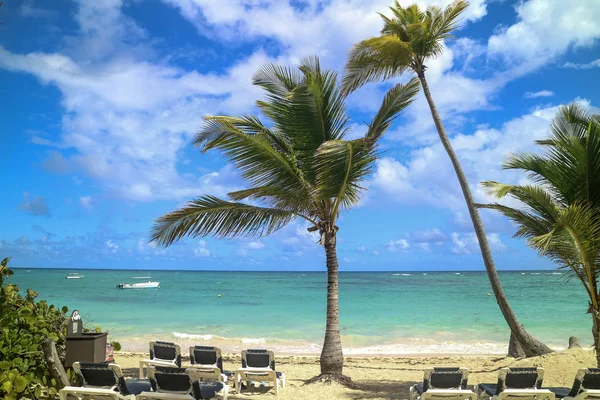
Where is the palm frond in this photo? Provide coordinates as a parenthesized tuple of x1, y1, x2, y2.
(253, 62, 303, 98)
(314, 139, 374, 215)
(365, 77, 420, 144)
(194, 116, 312, 197)
(150, 196, 296, 246)
(341, 36, 412, 95)
(227, 186, 316, 217)
(482, 104, 600, 301)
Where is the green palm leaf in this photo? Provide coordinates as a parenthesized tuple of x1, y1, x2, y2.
(342, 0, 469, 94)
(150, 196, 295, 246)
(365, 77, 421, 144)
(481, 103, 600, 311)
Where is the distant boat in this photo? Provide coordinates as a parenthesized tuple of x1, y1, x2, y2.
(116, 276, 159, 289)
(66, 272, 83, 279)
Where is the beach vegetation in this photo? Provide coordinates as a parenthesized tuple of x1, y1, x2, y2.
(150, 56, 420, 384)
(481, 104, 600, 365)
(341, 0, 552, 356)
(0, 257, 69, 399)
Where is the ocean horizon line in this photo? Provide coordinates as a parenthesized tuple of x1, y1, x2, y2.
(10, 267, 565, 273)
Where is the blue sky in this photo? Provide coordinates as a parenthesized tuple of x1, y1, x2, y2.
(1, 0, 599, 271)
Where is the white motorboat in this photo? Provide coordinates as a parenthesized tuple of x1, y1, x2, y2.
(116, 276, 159, 289)
(66, 272, 83, 279)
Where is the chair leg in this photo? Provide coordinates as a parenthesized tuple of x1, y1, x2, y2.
(138, 361, 145, 379)
(221, 384, 229, 400)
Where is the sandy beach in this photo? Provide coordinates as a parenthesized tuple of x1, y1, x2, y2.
(114, 347, 595, 399)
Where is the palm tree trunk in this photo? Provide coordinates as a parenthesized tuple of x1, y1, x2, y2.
(592, 307, 600, 366)
(417, 70, 553, 357)
(320, 230, 344, 375)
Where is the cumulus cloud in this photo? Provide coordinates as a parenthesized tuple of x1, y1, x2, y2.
(194, 240, 210, 257)
(105, 240, 119, 253)
(451, 232, 506, 254)
(563, 59, 600, 69)
(524, 90, 554, 99)
(247, 241, 265, 250)
(409, 228, 448, 245)
(162, 0, 487, 66)
(387, 239, 410, 252)
(0, 0, 266, 203)
(17, 193, 51, 217)
(488, 0, 600, 63)
(370, 99, 596, 211)
(18, 0, 58, 19)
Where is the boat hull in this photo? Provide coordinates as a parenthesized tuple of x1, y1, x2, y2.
(116, 282, 159, 289)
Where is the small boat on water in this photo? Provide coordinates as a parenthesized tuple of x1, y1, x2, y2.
(66, 272, 83, 279)
(116, 276, 159, 289)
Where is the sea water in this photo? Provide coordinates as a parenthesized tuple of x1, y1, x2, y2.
(10, 269, 590, 354)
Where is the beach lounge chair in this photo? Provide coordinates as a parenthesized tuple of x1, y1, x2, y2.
(189, 346, 232, 380)
(478, 367, 555, 400)
(188, 367, 229, 400)
(136, 366, 228, 400)
(139, 341, 182, 378)
(546, 368, 600, 400)
(409, 367, 476, 400)
(59, 362, 151, 400)
(234, 349, 286, 396)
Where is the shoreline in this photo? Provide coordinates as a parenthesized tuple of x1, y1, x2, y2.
(113, 332, 573, 356)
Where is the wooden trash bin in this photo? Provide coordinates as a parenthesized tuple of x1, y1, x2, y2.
(65, 310, 109, 367)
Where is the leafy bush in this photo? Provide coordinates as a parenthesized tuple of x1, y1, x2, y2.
(0, 257, 69, 399)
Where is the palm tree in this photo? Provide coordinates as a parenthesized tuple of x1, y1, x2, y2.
(341, 0, 552, 356)
(481, 104, 600, 365)
(150, 57, 420, 382)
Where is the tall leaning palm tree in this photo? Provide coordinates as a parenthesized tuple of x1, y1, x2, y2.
(342, 0, 552, 356)
(482, 104, 600, 365)
(151, 57, 420, 382)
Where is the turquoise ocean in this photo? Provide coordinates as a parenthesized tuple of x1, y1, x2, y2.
(10, 269, 591, 355)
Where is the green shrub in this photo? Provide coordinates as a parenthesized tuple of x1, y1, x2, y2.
(0, 257, 69, 399)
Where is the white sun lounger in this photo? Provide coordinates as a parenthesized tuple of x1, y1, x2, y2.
(59, 362, 151, 400)
(547, 368, 600, 400)
(136, 366, 228, 400)
(234, 349, 286, 396)
(139, 341, 182, 378)
(478, 367, 555, 400)
(410, 367, 476, 400)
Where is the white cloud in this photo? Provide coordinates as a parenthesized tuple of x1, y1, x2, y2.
(387, 239, 410, 252)
(0, 0, 272, 202)
(79, 196, 93, 209)
(18, 0, 58, 19)
(370, 99, 596, 212)
(564, 59, 600, 69)
(163, 0, 487, 68)
(524, 90, 554, 99)
(247, 241, 265, 250)
(451, 232, 506, 254)
(409, 228, 448, 245)
(106, 240, 119, 253)
(194, 240, 210, 257)
(488, 0, 600, 63)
